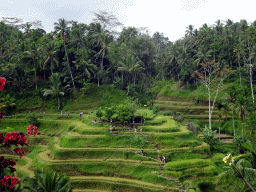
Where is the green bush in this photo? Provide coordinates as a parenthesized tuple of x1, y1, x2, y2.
(104, 106, 115, 119)
(26, 112, 39, 126)
(117, 104, 133, 124)
(96, 108, 104, 119)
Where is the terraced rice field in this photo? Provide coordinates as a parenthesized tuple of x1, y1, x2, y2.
(0, 98, 235, 191)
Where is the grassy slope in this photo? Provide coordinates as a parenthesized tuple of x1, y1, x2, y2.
(0, 82, 251, 191)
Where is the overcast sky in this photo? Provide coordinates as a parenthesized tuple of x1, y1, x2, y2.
(1, 0, 256, 42)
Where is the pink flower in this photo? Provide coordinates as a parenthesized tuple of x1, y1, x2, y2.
(0, 77, 6, 91)
(27, 125, 38, 136)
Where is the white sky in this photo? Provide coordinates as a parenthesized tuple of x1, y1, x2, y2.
(1, 0, 256, 42)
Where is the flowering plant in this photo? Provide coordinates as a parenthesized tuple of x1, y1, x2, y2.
(0, 77, 38, 191)
(223, 154, 234, 166)
(223, 154, 256, 192)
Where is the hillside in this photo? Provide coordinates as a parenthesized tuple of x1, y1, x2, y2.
(0, 83, 254, 191)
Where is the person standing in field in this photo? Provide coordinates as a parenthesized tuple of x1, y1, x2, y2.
(67, 112, 69, 117)
(134, 128, 137, 135)
(162, 155, 166, 163)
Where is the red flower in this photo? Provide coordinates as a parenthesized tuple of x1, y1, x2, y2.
(4, 132, 17, 148)
(27, 125, 38, 136)
(9, 176, 18, 189)
(0, 77, 6, 91)
(13, 147, 25, 158)
(0, 178, 7, 188)
(3, 131, 29, 148)
(3, 175, 18, 189)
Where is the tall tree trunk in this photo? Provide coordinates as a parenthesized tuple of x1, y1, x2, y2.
(208, 89, 211, 130)
(127, 76, 130, 95)
(98, 77, 99, 87)
(58, 96, 60, 110)
(242, 121, 244, 142)
(63, 40, 76, 90)
(238, 57, 242, 89)
(250, 64, 255, 106)
(134, 73, 136, 86)
(33, 59, 37, 89)
(232, 106, 235, 137)
(51, 56, 53, 75)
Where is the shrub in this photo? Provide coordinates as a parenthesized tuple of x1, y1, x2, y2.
(104, 106, 115, 120)
(117, 104, 132, 124)
(96, 108, 104, 119)
(26, 112, 39, 126)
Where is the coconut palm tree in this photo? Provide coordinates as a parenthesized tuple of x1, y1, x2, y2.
(42, 40, 59, 75)
(53, 18, 75, 89)
(23, 41, 43, 89)
(22, 22, 33, 38)
(72, 48, 97, 80)
(94, 33, 113, 69)
(42, 73, 69, 110)
(23, 168, 73, 192)
(117, 54, 144, 95)
(70, 23, 89, 51)
(185, 24, 194, 37)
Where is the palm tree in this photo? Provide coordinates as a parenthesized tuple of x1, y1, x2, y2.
(42, 40, 59, 75)
(42, 73, 69, 110)
(233, 37, 244, 89)
(54, 18, 76, 89)
(70, 23, 89, 51)
(72, 48, 97, 81)
(23, 41, 43, 89)
(22, 22, 33, 38)
(94, 33, 113, 69)
(185, 24, 194, 37)
(194, 45, 212, 65)
(23, 168, 73, 192)
(117, 54, 144, 95)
